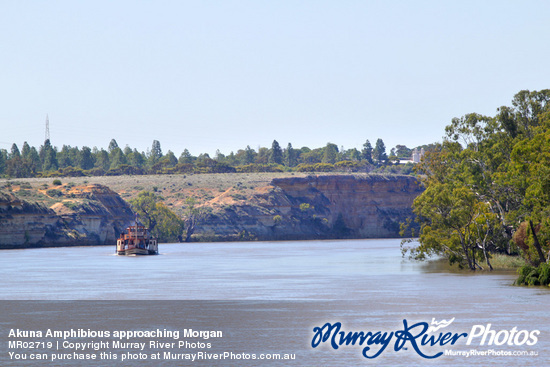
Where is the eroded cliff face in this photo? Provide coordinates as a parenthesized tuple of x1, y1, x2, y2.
(0, 184, 134, 249)
(0, 175, 422, 247)
(196, 174, 422, 241)
(272, 175, 422, 238)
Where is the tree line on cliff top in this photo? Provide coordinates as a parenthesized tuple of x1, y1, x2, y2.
(0, 135, 431, 178)
(401, 89, 550, 282)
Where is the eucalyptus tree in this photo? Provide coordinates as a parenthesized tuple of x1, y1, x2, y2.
(404, 89, 550, 270)
(130, 191, 184, 243)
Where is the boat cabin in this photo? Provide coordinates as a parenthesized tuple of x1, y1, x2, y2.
(116, 224, 158, 255)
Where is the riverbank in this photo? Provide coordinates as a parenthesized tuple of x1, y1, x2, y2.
(0, 173, 422, 247)
(489, 253, 528, 270)
(0, 184, 134, 249)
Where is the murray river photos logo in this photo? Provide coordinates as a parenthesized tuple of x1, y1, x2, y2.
(311, 318, 540, 359)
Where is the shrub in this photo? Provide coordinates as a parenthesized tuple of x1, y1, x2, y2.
(296, 163, 335, 172)
(83, 167, 105, 176)
(236, 164, 284, 173)
(516, 263, 550, 286)
(62, 202, 78, 210)
(61, 166, 85, 177)
(300, 203, 312, 211)
(46, 189, 63, 197)
(334, 160, 362, 172)
(538, 263, 550, 285)
(230, 193, 246, 201)
(52, 179, 62, 186)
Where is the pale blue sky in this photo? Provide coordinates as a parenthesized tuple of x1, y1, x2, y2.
(1, 0, 549, 156)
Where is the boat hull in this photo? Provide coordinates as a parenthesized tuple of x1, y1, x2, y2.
(117, 248, 158, 256)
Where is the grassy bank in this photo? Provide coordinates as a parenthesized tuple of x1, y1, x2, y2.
(489, 254, 528, 271)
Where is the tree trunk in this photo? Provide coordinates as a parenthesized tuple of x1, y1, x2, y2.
(529, 220, 546, 265)
(184, 218, 196, 242)
(466, 249, 475, 270)
(184, 229, 193, 242)
(482, 245, 493, 271)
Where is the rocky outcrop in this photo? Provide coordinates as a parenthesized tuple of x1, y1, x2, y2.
(273, 174, 422, 238)
(0, 175, 422, 247)
(0, 185, 134, 249)
(196, 174, 422, 241)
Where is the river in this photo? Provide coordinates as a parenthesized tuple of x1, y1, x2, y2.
(1, 239, 548, 366)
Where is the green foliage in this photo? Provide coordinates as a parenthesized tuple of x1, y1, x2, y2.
(515, 265, 536, 286)
(94, 149, 110, 171)
(362, 140, 373, 163)
(40, 140, 58, 172)
(299, 148, 323, 164)
(62, 201, 79, 210)
(154, 203, 185, 242)
(242, 145, 256, 165)
(273, 215, 282, 224)
(148, 140, 163, 166)
(296, 163, 335, 172)
(182, 197, 209, 242)
(322, 143, 339, 164)
(487, 254, 527, 270)
(105, 164, 144, 176)
(108, 139, 119, 153)
(193, 157, 236, 174)
(373, 138, 387, 165)
(269, 140, 283, 165)
(236, 164, 284, 173)
(10, 144, 20, 158)
(179, 149, 193, 164)
(238, 230, 256, 241)
(300, 203, 312, 212)
(0, 149, 7, 175)
(394, 145, 412, 159)
(230, 193, 246, 201)
(515, 263, 550, 286)
(406, 181, 499, 270)
(407, 89, 550, 271)
(52, 179, 62, 186)
(58, 166, 85, 177)
(284, 143, 297, 167)
(46, 189, 63, 197)
(109, 147, 126, 170)
(129, 191, 184, 243)
(79, 146, 94, 170)
(334, 160, 362, 172)
(1, 132, 421, 178)
(538, 263, 550, 285)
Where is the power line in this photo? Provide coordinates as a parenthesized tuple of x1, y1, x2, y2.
(45, 114, 50, 142)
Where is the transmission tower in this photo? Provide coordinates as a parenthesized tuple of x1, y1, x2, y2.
(45, 114, 50, 142)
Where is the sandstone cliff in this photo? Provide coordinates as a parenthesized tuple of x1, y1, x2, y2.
(195, 174, 422, 241)
(0, 174, 422, 247)
(0, 184, 134, 249)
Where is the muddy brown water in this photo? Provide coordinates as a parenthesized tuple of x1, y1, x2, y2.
(1, 239, 548, 366)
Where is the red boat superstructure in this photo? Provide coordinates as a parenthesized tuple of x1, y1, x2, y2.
(116, 222, 158, 255)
